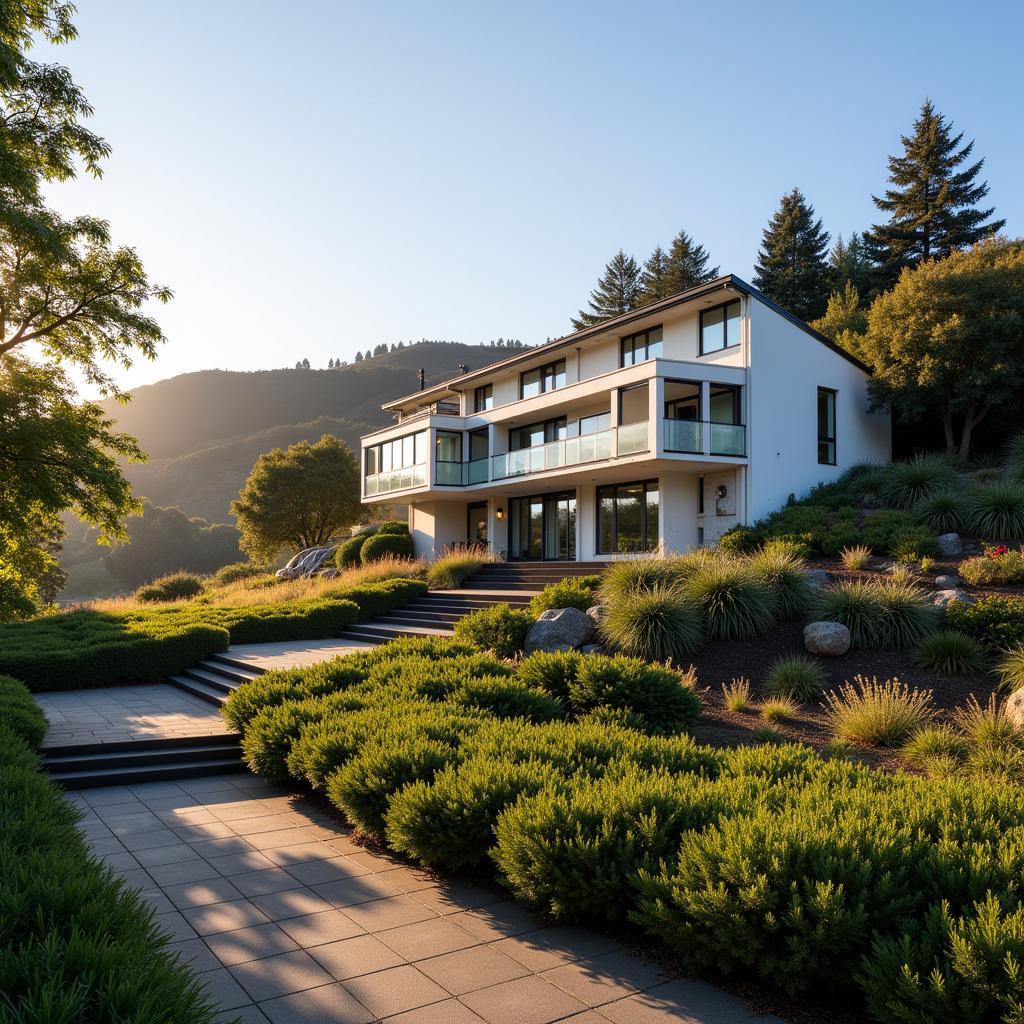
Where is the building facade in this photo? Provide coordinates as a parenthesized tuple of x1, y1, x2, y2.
(359, 276, 890, 562)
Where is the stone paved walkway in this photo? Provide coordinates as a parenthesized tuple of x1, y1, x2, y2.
(37, 684, 228, 748)
(71, 772, 782, 1024)
(225, 639, 374, 672)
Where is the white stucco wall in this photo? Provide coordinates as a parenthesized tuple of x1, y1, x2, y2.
(409, 501, 467, 559)
(660, 471, 701, 553)
(747, 302, 890, 522)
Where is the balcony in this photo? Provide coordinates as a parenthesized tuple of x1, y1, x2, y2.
(364, 463, 427, 496)
(663, 419, 746, 457)
(436, 459, 489, 485)
(493, 429, 615, 481)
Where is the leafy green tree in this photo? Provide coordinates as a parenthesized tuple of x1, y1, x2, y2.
(809, 282, 868, 358)
(860, 237, 1024, 457)
(571, 250, 641, 329)
(864, 100, 1005, 293)
(231, 434, 362, 562)
(664, 228, 719, 294)
(752, 188, 832, 321)
(829, 232, 872, 293)
(638, 246, 670, 303)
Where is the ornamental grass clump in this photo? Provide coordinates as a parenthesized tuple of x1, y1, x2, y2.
(599, 584, 704, 661)
(953, 693, 1022, 750)
(914, 489, 969, 534)
(812, 578, 938, 649)
(996, 645, 1024, 692)
(599, 556, 684, 603)
(764, 654, 828, 701)
(760, 695, 799, 723)
(900, 725, 969, 771)
(821, 675, 934, 746)
(748, 544, 812, 618)
(681, 561, 777, 641)
(912, 629, 987, 676)
(840, 544, 872, 570)
(721, 678, 751, 712)
(880, 454, 958, 509)
(529, 576, 600, 616)
(967, 481, 1024, 541)
(426, 545, 497, 590)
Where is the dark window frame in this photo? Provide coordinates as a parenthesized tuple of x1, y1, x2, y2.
(619, 324, 664, 367)
(509, 416, 567, 451)
(699, 299, 742, 356)
(365, 428, 427, 476)
(434, 429, 463, 465)
(519, 358, 566, 400)
(708, 384, 742, 426)
(817, 387, 837, 466)
(474, 384, 493, 412)
(595, 478, 660, 555)
(664, 378, 702, 421)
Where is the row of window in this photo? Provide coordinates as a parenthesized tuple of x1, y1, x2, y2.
(364, 429, 426, 476)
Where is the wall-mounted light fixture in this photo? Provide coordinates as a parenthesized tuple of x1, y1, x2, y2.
(496, 507, 505, 520)
(716, 485, 728, 500)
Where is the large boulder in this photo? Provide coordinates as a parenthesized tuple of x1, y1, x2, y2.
(1006, 689, 1024, 730)
(804, 569, 831, 591)
(930, 588, 973, 609)
(524, 607, 594, 655)
(938, 533, 963, 557)
(935, 574, 963, 589)
(803, 621, 851, 657)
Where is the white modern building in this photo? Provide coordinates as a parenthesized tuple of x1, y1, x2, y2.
(359, 276, 890, 562)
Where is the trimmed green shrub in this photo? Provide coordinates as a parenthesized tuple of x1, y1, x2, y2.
(374, 520, 410, 535)
(361, 531, 414, 563)
(967, 482, 1024, 541)
(914, 490, 969, 535)
(812, 578, 938, 648)
(912, 630, 987, 676)
(748, 545, 812, 619)
(860, 510, 929, 555)
(452, 676, 564, 722)
(210, 560, 269, 586)
(568, 656, 701, 735)
(134, 571, 205, 603)
(516, 650, 581, 704)
(453, 604, 533, 659)
(336, 528, 376, 568)
(0, 675, 47, 747)
(529, 576, 600, 616)
(717, 525, 760, 555)
(764, 654, 827, 701)
(682, 561, 777, 641)
(241, 699, 328, 782)
(889, 525, 940, 564)
(945, 595, 1024, 651)
(881, 454, 958, 509)
(822, 675, 934, 746)
(599, 585, 704, 662)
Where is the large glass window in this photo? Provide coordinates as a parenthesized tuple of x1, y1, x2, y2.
(519, 359, 565, 400)
(364, 429, 428, 492)
(435, 430, 462, 464)
(577, 411, 611, 436)
(818, 387, 836, 465)
(700, 300, 741, 354)
(510, 417, 566, 451)
(709, 384, 740, 424)
(619, 325, 663, 367)
(596, 480, 659, 554)
(474, 384, 493, 412)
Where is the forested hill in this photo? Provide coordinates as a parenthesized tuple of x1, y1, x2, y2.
(101, 342, 527, 522)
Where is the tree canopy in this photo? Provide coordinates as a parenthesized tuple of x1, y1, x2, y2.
(860, 237, 1024, 457)
(231, 434, 362, 563)
(663, 228, 719, 295)
(571, 250, 641, 330)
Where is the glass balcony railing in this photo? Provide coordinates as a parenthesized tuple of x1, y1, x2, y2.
(663, 419, 746, 457)
(616, 421, 650, 455)
(467, 458, 489, 484)
(364, 463, 427, 496)
(435, 458, 491, 485)
(492, 429, 614, 480)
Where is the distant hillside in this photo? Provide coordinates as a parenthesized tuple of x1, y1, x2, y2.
(101, 342, 527, 521)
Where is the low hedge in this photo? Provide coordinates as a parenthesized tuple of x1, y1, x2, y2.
(360, 532, 414, 562)
(0, 675, 48, 747)
(0, 723, 221, 1022)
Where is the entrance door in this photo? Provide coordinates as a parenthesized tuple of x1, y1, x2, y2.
(509, 492, 576, 560)
(467, 502, 488, 545)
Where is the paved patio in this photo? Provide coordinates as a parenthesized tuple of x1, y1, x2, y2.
(37, 684, 229, 748)
(71, 772, 782, 1024)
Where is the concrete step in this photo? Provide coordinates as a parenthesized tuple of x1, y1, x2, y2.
(377, 611, 463, 627)
(45, 740, 241, 774)
(338, 623, 454, 644)
(51, 758, 246, 789)
(209, 652, 269, 676)
(169, 674, 232, 707)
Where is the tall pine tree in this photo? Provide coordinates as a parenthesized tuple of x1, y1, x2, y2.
(638, 246, 671, 304)
(571, 250, 641, 329)
(664, 229, 719, 294)
(864, 99, 1004, 292)
(829, 232, 872, 293)
(752, 188, 831, 322)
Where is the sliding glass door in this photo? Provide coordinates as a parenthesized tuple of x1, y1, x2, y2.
(509, 491, 576, 560)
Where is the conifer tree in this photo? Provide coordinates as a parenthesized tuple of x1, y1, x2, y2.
(864, 99, 1004, 292)
(638, 246, 671, 304)
(301, 357, 310, 369)
(664, 229, 719, 294)
(354, 351, 363, 362)
(571, 250, 641, 330)
(809, 282, 868, 357)
(327, 357, 334, 368)
(829, 233, 872, 293)
(752, 188, 832, 321)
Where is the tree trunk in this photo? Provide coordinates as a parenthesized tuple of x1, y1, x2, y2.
(941, 407, 956, 454)
(958, 402, 991, 460)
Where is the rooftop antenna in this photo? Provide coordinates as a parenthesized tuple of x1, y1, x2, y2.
(457, 363, 468, 374)
(417, 368, 426, 390)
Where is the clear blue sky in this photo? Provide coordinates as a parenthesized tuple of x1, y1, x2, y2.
(41, 0, 1024, 393)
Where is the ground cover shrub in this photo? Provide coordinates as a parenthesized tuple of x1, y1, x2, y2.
(528, 575, 600, 616)
(822, 675, 934, 745)
(682, 561, 777, 640)
(0, 726, 222, 1023)
(861, 510, 935, 558)
(717, 525, 759, 555)
(748, 544, 812, 618)
(198, 595, 361, 644)
(764, 654, 827, 701)
(890, 525, 940, 564)
(880, 454, 958, 509)
(840, 544, 872, 570)
(452, 676, 564, 722)
(967, 482, 1024, 541)
(0, 676, 47, 747)
(914, 490, 969, 534)
(453, 604, 533, 659)
(360, 530, 413, 563)
(210, 560, 269, 586)
(900, 725, 970, 773)
(426, 546, 497, 590)
(811, 578, 938, 648)
(721, 678, 751, 711)
(959, 546, 1024, 586)
(760, 695, 798, 722)
(516, 650, 580, 704)
(912, 629, 987, 676)
(945, 595, 1024, 651)
(599, 585, 704, 662)
(133, 571, 205, 603)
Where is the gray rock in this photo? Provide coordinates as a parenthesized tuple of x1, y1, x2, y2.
(930, 588, 973, 608)
(524, 607, 595, 655)
(585, 604, 605, 627)
(1005, 689, 1024, 730)
(803, 621, 851, 657)
(579, 643, 605, 655)
(935, 574, 962, 589)
(938, 533, 963, 557)
(804, 568, 830, 590)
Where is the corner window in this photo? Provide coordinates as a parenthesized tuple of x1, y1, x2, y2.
(435, 430, 462, 464)
(474, 384, 493, 412)
(817, 388, 836, 465)
(519, 359, 565, 400)
(620, 325, 663, 367)
(699, 299, 741, 355)
(596, 480, 659, 554)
